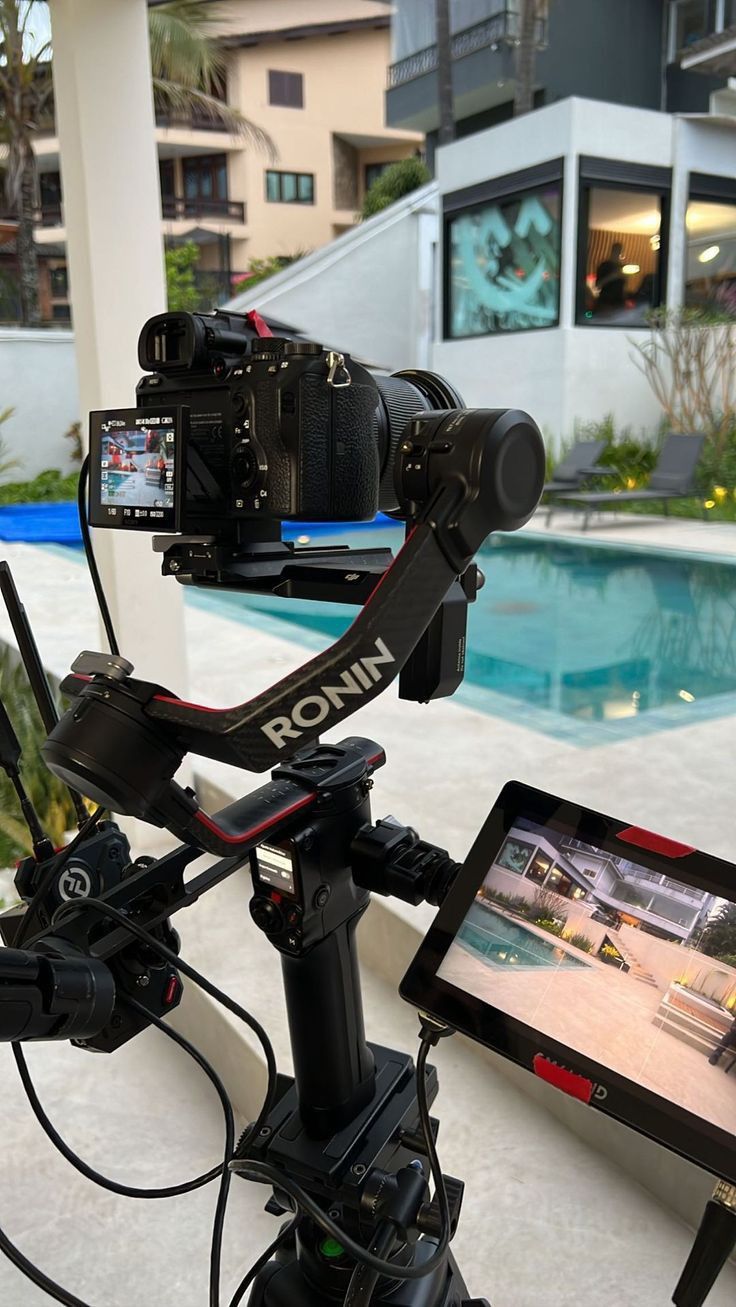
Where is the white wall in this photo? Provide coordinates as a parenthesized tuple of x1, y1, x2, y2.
(432, 326, 662, 443)
(227, 183, 439, 370)
(0, 328, 80, 480)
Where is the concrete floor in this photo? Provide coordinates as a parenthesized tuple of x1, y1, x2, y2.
(1, 512, 736, 1304)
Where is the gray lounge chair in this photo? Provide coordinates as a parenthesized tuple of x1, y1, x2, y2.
(554, 433, 705, 531)
(543, 439, 608, 495)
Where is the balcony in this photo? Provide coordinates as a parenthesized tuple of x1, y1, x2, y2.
(387, 9, 547, 90)
(161, 195, 245, 223)
(155, 106, 232, 134)
(0, 203, 63, 229)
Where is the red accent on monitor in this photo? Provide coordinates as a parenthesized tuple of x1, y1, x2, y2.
(616, 826, 695, 859)
(532, 1054, 594, 1104)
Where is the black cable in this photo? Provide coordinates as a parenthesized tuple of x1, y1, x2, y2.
(78, 455, 119, 656)
(123, 994, 234, 1307)
(12, 1042, 221, 1199)
(227, 1215, 300, 1307)
(0, 1224, 94, 1307)
(16, 806, 104, 947)
(344, 1219, 397, 1307)
(230, 1031, 451, 1283)
(51, 897, 278, 1147)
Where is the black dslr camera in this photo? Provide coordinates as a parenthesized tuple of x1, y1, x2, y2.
(87, 309, 463, 535)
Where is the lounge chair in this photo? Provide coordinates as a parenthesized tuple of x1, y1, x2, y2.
(553, 433, 705, 531)
(543, 439, 608, 495)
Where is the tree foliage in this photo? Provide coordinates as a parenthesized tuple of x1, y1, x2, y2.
(700, 903, 736, 962)
(360, 158, 431, 220)
(165, 240, 202, 311)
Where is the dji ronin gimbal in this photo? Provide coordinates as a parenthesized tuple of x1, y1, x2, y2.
(0, 406, 545, 1307)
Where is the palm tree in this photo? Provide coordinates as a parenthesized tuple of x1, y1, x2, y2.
(513, 0, 549, 118)
(0, 1, 52, 325)
(0, 0, 273, 326)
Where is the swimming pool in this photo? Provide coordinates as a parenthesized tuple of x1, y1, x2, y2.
(456, 902, 589, 970)
(186, 528, 736, 745)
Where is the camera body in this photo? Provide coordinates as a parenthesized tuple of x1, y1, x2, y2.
(139, 333, 384, 529)
(89, 312, 391, 535)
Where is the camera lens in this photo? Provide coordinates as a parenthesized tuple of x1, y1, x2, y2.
(374, 370, 465, 513)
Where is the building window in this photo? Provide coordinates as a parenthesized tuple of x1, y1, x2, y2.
(685, 196, 736, 318)
(527, 853, 552, 885)
(268, 70, 304, 109)
(496, 836, 535, 875)
(546, 865, 579, 899)
(49, 265, 68, 298)
(365, 162, 393, 191)
(670, 0, 715, 56)
(159, 160, 176, 198)
(183, 154, 228, 203)
(265, 170, 314, 204)
(39, 171, 62, 223)
(446, 182, 562, 338)
(578, 186, 666, 327)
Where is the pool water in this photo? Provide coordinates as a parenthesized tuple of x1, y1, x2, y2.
(456, 902, 589, 970)
(188, 529, 736, 744)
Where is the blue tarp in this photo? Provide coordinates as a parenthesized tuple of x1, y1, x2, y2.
(0, 502, 397, 546)
(0, 501, 82, 544)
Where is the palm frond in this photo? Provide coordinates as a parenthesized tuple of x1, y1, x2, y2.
(148, 1, 229, 91)
(153, 79, 276, 158)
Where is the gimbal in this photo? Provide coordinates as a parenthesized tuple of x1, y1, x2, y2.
(0, 407, 545, 1306)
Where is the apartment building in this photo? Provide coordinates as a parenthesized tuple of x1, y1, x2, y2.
(386, 0, 735, 161)
(0, 0, 422, 322)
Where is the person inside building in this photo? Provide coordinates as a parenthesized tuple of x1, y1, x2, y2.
(708, 1013, 736, 1068)
(595, 241, 626, 308)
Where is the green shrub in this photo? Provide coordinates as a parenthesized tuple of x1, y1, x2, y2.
(562, 930, 594, 953)
(361, 157, 431, 219)
(165, 241, 202, 312)
(533, 917, 564, 936)
(0, 468, 79, 505)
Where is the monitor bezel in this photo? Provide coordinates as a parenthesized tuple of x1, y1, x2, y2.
(400, 781, 736, 1184)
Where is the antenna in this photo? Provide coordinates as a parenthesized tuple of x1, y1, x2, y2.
(0, 562, 89, 828)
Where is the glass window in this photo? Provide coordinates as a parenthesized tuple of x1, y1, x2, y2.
(446, 182, 561, 338)
(496, 836, 535, 875)
(268, 70, 304, 109)
(265, 171, 315, 205)
(579, 186, 664, 327)
(182, 155, 228, 203)
(546, 865, 577, 898)
(49, 264, 68, 298)
(527, 854, 552, 885)
(685, 197, 736, 318)
(672, 0, 714, 52)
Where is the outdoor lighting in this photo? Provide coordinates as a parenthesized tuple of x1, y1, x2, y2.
(678, 690, 696, 703)
(622, 264, 640, 275)
(698, 245, 720, 263)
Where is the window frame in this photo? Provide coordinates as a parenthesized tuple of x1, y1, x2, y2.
(575, 158, 672, 329)
(684, 173, 736, 315)
(442, 158, 565, 342)
(268, 69, 304, 109)
(265, 169, 315, 205)
(182, 153, 229, 203)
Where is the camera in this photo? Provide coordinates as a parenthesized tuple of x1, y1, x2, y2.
(87, 309, 465, 535)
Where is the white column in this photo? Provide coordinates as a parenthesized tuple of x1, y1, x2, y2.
(48, 0, 188, 693)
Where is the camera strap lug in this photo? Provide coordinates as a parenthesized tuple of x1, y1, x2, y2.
(325, 351, 351, 388)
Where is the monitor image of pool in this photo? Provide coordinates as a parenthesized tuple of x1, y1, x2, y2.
(185, 529, 736, 744)
(454, 902, 590, 970)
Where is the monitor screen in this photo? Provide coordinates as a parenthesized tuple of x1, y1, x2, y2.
(88, 408, 181, 530)
(438, 814, 736, 1140)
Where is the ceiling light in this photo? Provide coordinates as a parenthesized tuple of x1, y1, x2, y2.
(622, 264, 640, 275)
(698, 245, 720, 263)
(678, 689, 695, 703)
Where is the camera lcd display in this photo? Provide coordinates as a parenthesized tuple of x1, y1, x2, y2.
(401, 783, 736, 1181)
(88, 408, 182, 531)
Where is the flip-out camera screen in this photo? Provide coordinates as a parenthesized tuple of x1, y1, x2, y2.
(88, 408, 181, 530)
(401, 782, 736, 1182)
